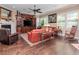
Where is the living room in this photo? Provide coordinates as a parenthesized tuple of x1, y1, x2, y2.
(0, 4, 79, 55)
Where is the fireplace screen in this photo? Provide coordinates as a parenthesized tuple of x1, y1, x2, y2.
(1, 25, 11, 34)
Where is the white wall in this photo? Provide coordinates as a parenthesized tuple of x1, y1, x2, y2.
(36, 17, 40, 28)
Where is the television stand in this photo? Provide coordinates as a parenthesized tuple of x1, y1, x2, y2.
(17, 26, 35, 33)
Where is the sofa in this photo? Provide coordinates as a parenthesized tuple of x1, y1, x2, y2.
(28, 28, 53, 43)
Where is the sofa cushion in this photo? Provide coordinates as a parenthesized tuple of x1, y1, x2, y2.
(32, 29, 43, 33)
(31, 32, 42, 43)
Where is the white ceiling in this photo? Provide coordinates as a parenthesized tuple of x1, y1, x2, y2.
(0, 4, 69, 15)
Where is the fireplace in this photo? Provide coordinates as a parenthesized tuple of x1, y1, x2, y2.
(0, 20, 16, 34)
(1, 25, 11, 34)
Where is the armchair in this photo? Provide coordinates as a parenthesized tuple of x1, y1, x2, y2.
(65, 26, 77, 40)
(0, 29, 18, 45)
(28, 29, 42, 43)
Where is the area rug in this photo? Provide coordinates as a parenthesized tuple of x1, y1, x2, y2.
(20, 33, 50, 46)
(72, 44, 79, 50)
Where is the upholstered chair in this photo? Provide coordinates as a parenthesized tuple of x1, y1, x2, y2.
(0, 29, 18, 45)
(65, 26, 77, 40)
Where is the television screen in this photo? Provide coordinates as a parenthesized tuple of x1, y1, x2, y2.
(23, 20, 32, 26)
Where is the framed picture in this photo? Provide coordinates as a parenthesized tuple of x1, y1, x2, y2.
(0, 7, 11, 20)
(48, 13, 57, 23)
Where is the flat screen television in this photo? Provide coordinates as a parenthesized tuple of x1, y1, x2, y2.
(23, 20, 32, 26)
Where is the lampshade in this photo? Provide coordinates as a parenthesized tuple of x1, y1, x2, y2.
(44, 24, 50, 26)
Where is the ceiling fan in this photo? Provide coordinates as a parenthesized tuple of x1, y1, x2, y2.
(28, 5, 42, 15)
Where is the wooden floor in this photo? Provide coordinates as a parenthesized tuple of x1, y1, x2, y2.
(0, 36, 79, 55)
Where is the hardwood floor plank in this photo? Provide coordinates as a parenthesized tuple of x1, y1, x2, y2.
(0, 36, 79, 55)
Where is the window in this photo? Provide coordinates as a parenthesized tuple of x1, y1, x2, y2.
(57, 12, 78, 35)
(57, 15, 66, 34)
(38, 16, 48, 27)
(66, 12, 78, 30)
(57, 15, 65, 27)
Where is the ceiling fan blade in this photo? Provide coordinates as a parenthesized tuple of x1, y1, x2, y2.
(28, 8, 33, 11)
(37, 9, 41, 10)
(28, 5, 42, 14)
(37, 11, 42, 13)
